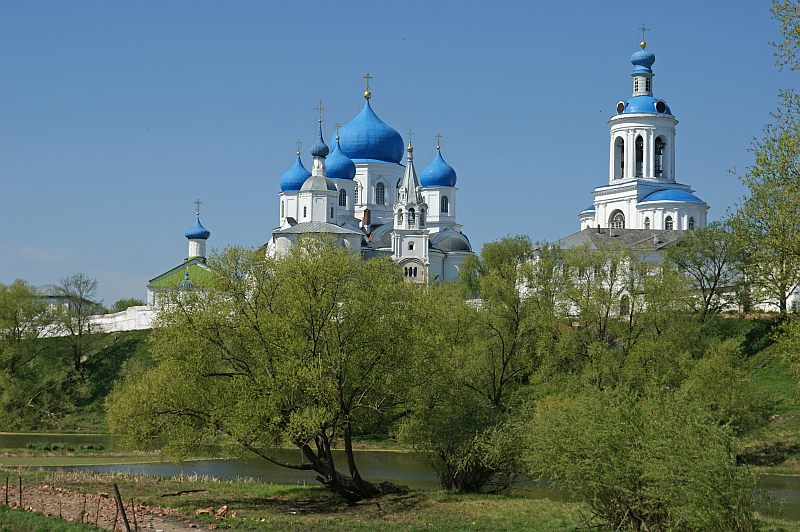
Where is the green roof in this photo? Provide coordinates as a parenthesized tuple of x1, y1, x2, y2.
(148, 258, 214, 289)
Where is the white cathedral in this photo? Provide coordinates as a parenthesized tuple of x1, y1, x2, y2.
(145, 40, 714, 312)
(264, 84, 473, 283)
(577, 40, 708, 233)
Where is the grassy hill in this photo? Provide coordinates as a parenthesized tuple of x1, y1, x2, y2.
(2, 330, 151, 432)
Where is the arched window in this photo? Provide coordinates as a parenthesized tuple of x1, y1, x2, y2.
(635, 135, 644, 177)
(441, 195, 449, 214)
(375, 182, 385, 205)
(688, 217, 695, 230)
(665, 215, 674, 230)
(645, 77, 651, 92)
(397, 210, 403, 225)
(338, 189, 347, 207)
(634, 78, 639, 93)
(408, 242, 414, 251)
(614, 137, 625, 179)
(644, 217, 651, 229)
(404, 267, 408, 276)
(610, 210, 625, 229)
(303, 206, 307, 218)
(620, 294, 630, 317)
(413, 267, 418, 277)
(330, 207, 334, 219)
(654, 137, 665, 178)
(354, 186, 359, 204)
(408, 208, 416, 227)
(281, 201, 284, 217)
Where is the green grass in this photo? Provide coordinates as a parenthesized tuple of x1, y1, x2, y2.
(0, 505, 94, 531)
(5, 469, 596, 531)
(740, 342, 800, 470)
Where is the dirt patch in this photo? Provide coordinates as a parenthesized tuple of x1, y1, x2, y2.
(2, 481, 210, 531)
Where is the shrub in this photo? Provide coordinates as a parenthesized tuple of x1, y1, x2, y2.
(525, 388, 757, 531)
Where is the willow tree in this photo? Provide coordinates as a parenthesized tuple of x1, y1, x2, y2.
(107, 239, 425, 503)
(731, 91, 800, 314)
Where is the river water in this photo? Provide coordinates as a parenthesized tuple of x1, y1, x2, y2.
(2, 433, 799, 520)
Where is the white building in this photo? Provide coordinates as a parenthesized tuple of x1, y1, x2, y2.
(266, 85, 473, 282)
(578, 41, 709, 232)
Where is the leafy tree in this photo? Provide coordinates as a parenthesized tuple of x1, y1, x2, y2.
(457, 235, 539, 411)
(730, 3, 800, 315)
(0, 280, 49, 372)
(397, 283, 525, 492)
(680, 339, 773, 434)
(772, 0, 800, 72)
(107, 240, 424, 503)
(525, 388, 757, 531)
(665, 223, 743, 320)
(399, 237, 543, 492)
(50, 273, 102, 370)
(110, 298, 144, 313)
(0, 280, 51, 426)
(562, 244, 633, 346)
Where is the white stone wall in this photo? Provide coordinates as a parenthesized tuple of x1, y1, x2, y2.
(89, 305, 156, 333)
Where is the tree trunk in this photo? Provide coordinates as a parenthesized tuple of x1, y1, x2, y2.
(299, 439, 382, 504)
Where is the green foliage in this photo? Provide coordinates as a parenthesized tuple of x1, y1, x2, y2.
(107, 239, 428, 502)
(0, 505, 96, 531)
(664, 222, 743, 319)
(109, 297, 144, 313)
(680, 339, 775, 434)
(778, 317, 800, 382)
(525, 388, 757, 531)
(731, 91, 800, 314)
(772, 0, 800, 71)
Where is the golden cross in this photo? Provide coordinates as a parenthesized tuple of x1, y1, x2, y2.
(295, 139, 302, 155)
(313, 100, 326, 123)
(639, 24, 649, 47)
(194, 198, 202, 216)
(335, 123, 341, 140)
(435, 133, 443, 150)
(363, 72, 373, 91)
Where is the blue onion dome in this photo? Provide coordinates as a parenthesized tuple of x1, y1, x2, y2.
(184, 216, 210, 240)
(280, 153, 312, 192)
(335, 100, 404, 163)
(631, 48, 655, 75)
(326, 137, 356, 180)
(420, 150, 457, 187)
(621, 96, 672, 115)
(311, 121, 329, 158)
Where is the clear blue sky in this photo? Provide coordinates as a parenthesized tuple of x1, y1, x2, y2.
(0, 0, 795, 304)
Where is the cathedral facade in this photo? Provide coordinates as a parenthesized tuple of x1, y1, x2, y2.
(578, 41, 709, 232)
(266, 85, 473, 283)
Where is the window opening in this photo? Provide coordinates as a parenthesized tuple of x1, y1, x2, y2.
(644, 217, 651, 230)
(655, 137, 664, 178)
(441, 195, 449, 213)
(665, 216, 674, 230)
(635, 135, 644, 177)
(610, 210, 625, 229)
(375, 182, 385, 205)
(688, 217, 695, 230)
(339, 189, 347, 207)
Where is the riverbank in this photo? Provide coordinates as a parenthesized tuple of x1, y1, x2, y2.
(0, 468, 796, 531)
